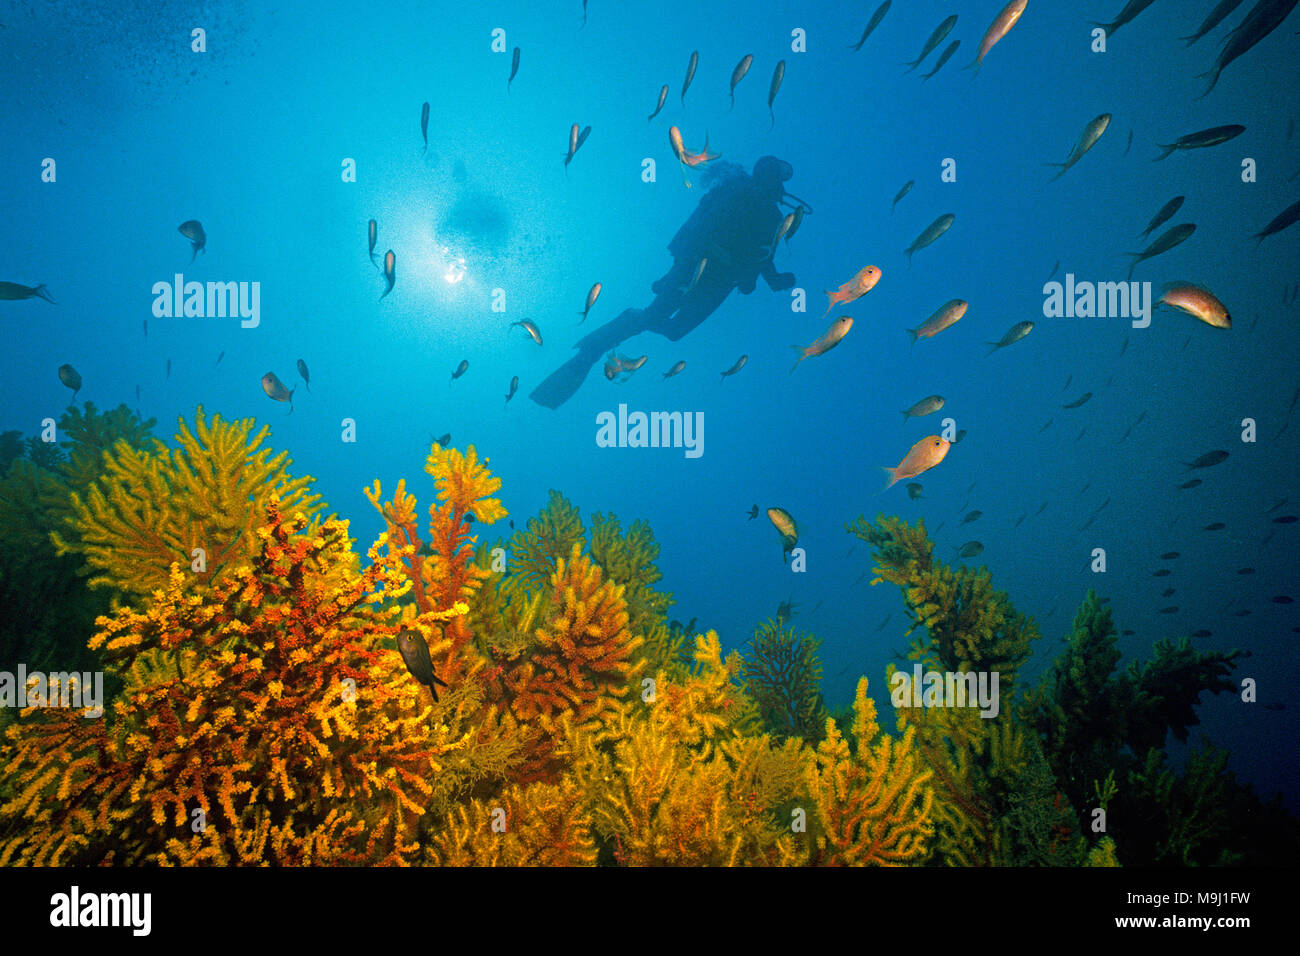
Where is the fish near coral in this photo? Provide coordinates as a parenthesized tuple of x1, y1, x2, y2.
(262, 371, 295, 413)
(883, 435, 949, 488)
(397, 628, 450, 702)
(58, 364, 82, 403)
(767, 506, 799, 560)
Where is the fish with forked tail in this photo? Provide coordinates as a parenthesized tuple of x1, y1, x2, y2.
(262, 371, 295, 413)
(1047, 114, 1110, 181)
(0, 282, 54, 303)
(720, 354, 748, 381)
(884, 436, 949, 488)
(904, 214, 954, 265)
(397, 628, 450, 702)
(985, 321, 1034, 355)
(964, 0, 1027, 76)
(766, 507, 799, 560)
(792, 316, 853, 372)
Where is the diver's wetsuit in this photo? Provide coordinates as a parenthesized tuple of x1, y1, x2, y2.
(531, 157, 799, 409)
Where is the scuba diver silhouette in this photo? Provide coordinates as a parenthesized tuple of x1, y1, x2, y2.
(530, 155, 811, 409)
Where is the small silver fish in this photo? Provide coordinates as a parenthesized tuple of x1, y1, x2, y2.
(729, 54, 753, 111)
(262, 371, 295, 413)
(648, 84, 669, 121)
(511, 319, 543, 345)
(720, 354, 748, 381)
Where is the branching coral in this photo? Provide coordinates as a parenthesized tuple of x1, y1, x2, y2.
(804, 678, 934, 865)
(52, 406, 320, 596)
(506, 489, 586, 588)
(564, 633, 804, 865)
(741, 618, 828, 743)
(847, 515, 1037, 691)
(588, 511, 674, 634)
(0, 404, 156, 676)
(0, 499, 470, 865)
(426, 776, 598, 866)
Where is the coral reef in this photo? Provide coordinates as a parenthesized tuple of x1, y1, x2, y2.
(741, 618, 828, 743)
(804, 678, 934, 865)
(0, 404, 156, 678)
(1, 500, 469, 864)
(0, 411, 1292, 868)
(52, 406, 320, 597)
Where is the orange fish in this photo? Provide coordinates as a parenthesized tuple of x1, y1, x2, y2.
(669, 126, 719, 187)
(883, 435, 950, 488)
(1157, 282, 1230, 329)
(965, 0, 1028, 77)
(823, 265, 881, 317)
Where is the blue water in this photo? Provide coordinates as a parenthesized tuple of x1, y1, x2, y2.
(4, 0, 1298, 808)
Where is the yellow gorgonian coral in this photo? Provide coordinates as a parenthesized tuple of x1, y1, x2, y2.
(52, 406, 322, 596)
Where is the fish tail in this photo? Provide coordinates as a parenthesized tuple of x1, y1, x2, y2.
(1153, 144, 1175, 162)
(906, 328, 917, 348)
(190, 245, 198, 263)
(729, 92, 734, 111)
(962, 56, 981, 77)
(770, 108, 775, 130)
(33, 284, 54, 304)
(1045, 164, 1068, 183)
(1180, 33, 1201, 47)
(983, 342, 1001, 356)
(881, 466, 899, 489)
(790, 346, 805, 374)
(901, 410, 910, 423)
(822, 291, 837, 317)
(1195, 67, 1221, 100)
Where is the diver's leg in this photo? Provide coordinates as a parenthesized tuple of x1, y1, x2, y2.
(646, 276, 733, 342)
(532, 304, 661, 409)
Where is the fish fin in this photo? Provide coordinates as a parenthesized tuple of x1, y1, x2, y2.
(983, 342, 1001, 356)
(1194, 68, 1221, 100)
(790, 346, 804, 374)
(901, 410, 909, 423)
(1153, 144, 1175, 161)
(881, 467, 899, 489)
(1045, 164, 1068, 183)
(822, 291, 836, 317)
(33, 284, 54, 304)
(190, 245, 198, 264)
(906, 327, 918, 348)
(961, 56, 981, 75)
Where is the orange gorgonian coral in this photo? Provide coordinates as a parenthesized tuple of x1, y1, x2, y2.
(0, 499, 461, 866)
